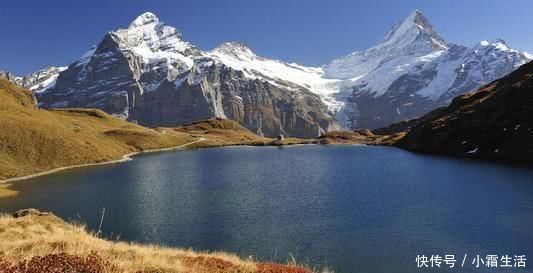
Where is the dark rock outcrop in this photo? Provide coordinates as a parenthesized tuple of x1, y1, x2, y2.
(12, 209, 51, 218)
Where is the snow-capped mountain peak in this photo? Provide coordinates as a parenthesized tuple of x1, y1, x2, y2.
(36, 12, 338, 138)
(380, 9, 447, 53)
(105, 12, 199, 82)
(322, 10, 529, 129)
(129, 12, 159, 28)
(473, 39, 524, 59)
(117, 12, 191, 53)
(323, 10, 448, 80)
(33, 10, 530, 134)
(490, 39, 514, 52)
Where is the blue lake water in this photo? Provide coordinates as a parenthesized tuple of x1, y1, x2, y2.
(0, 145, 532, 273)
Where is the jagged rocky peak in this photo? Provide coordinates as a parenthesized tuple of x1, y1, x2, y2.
(380, 10, 447, 53)
(0, 70, 20, 83)
(126, 11, 179, 39)
(323, 9, 529, 129)
(468, 38, 527, 68)
(129, 12, 159, 27)
(113, 11, 194, 59)
(323, 10, 448, 80)
(475, 38, 519, 54)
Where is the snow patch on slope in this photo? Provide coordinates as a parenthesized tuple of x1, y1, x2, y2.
(22, 66, 68, 93)
(323, 10, 447, 81)
(208, 42, 345, 112)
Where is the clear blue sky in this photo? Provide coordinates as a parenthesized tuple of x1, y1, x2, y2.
(2, 0, 532, 75)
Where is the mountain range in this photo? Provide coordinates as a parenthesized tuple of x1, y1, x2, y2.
(3, 10, 531, 137)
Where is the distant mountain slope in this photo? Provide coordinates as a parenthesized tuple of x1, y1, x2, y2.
(325, 10, 529, 129)
(0, 67, 67, 91)
(0, 78, 196, 180)
(395, 61, 533, 162)
(0, 70, 21, 84)
(31, 10, 529, 133)
(19, 66, 68, 92)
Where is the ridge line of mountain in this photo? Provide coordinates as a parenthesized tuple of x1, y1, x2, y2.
(2, 10, 531, 136)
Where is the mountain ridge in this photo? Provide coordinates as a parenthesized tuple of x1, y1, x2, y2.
(16, 10, 532, 133)
(36, 12, 338, 138)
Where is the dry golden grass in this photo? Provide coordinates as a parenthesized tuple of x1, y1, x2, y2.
(317, 131, 405, 146)
(0, 79, 311, 197)
(169, 118, 270, 148)
(0, 79, 197, 181)
(0, 211, 313, 273)
(170, 118, 314, 149)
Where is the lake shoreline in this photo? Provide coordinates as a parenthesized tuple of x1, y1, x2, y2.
(0, 136, 377, 199)
(0, 137, 315, 185)
(0, 138, 206, 191)
(0, 137, 323, 197)
(0, 123, 404, 198)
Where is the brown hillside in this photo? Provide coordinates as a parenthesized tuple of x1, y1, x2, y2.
(172, 118, 271, 147)
(395, 61, 533, 162)
(0, 209, 312, 273)
(0, 78, 196, 181)
(317, 130, 403, 145)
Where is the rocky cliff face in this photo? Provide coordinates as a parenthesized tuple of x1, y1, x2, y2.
(36, 13, 336, 138)
(394, 60, 533, 162)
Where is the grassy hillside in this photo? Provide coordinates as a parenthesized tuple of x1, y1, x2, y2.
(0, 78, 197, 181)
(317, 130, 404, 145)
(172, 117, 268, 147)
(394, 61, 533, 161)
(168, 118, 311, 147)
(0, 209, 312, 273)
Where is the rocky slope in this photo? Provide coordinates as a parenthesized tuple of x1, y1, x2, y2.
(324, 10, 530, 129)
(31, 10, 530, 134)
(36, 13, 337, 138)
(394, 60, 533, 162)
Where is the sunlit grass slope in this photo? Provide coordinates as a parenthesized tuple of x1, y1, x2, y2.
(0, 210, 313, 273)
(0, 78, 196, 181)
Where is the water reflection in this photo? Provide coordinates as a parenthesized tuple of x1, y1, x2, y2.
(1, 145, 532, 273)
